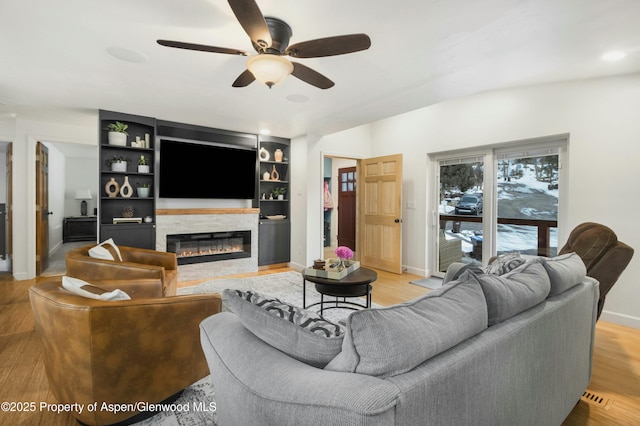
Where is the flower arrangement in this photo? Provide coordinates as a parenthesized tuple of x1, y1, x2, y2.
(335, 246, 354, 261)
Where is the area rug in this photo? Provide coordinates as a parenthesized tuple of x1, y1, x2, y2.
(410, 276, 443, 290)
(135, 271, 378, 425)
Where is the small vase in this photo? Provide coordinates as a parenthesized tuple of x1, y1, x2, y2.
(138, 164, 150, 173)
(274, 149, 283, 162)
(105, 178, 119, 198)
(270, 165, 279, 181)
(120, 176, 133, 198)
(338, 258, 346, 271)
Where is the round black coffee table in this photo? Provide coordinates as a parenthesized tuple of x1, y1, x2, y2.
(302, 267, 377, 315)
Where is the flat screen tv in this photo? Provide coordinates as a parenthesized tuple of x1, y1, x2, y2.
(159, 139, 257, 199)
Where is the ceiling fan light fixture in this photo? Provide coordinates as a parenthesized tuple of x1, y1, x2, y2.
(247, 55, 293, 88)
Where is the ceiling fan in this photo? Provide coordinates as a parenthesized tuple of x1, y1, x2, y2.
(157, 0, 371, 89)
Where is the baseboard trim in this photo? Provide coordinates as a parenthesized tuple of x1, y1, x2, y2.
(404, 265, 427, 277)
(599, 310, 640, 329)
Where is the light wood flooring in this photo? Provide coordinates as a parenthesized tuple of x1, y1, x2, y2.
(0, 268, 639, 425)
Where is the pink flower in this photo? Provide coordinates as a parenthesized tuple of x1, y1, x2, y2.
(335, 246, 354, 260)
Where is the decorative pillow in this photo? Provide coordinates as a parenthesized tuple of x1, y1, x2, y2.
(324, 274, 488, 378)
(484, 252, 526, 275)
(224, 289, 344, 368)
(88, 238, 123, 261)
(541, 252, 587, 297)
(62, 276, 131, 301)
(476, 259, 550, 326)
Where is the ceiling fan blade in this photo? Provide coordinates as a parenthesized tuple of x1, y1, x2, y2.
(286, 34, 371, 58)
(232, 69, 256, 87)
(157, 40, 248, 56)
(227, 0, 272, 50)
(291, 62, 334, 89)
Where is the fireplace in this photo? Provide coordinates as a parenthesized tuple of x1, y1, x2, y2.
(166, 231, 251, 265)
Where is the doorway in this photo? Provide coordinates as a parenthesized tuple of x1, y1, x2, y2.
(0, 142, 12, 274)
(322, 156, 357, 260)
(35, 141, 98, 276)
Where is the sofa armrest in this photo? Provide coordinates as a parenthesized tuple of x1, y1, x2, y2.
(200, 312, 399, 420)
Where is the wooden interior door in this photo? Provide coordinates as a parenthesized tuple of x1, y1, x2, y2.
(36, 142, 49, 275)
(357, 154, 403, 274)
(337, 166, 357, 251)
(5, 143, 12, 273)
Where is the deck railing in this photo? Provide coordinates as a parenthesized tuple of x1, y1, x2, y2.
(439, 214, 558, 257)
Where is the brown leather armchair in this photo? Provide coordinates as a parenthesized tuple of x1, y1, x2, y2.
(558, 222, 634, 319)
(29, 277, 221, 425)
(66, 244, 178, 296)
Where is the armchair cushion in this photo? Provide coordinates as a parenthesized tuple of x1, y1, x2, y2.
(225, 289, 344, 368)
(62, 276, 130, 301)
(88, 238, 123, 261)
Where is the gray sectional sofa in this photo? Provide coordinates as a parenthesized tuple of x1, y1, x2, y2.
(199, 253, 599, 426)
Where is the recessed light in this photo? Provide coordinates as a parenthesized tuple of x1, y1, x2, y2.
(107, 47, 147, 63)
(286, 94, 310, 103)
(601, 51, 626, 62)
(259, 129, 271, 135)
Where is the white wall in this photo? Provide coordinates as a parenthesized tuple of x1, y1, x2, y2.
(292, 73, 640, 328)
(1, 115, 98, 280)
(64, 157, 98, 217)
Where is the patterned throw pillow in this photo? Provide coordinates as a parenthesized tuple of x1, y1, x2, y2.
(225, 289, 344, 367)
(483, 252, 526, 275)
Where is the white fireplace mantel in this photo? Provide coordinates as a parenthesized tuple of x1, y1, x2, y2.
(156, 208, 259, 282)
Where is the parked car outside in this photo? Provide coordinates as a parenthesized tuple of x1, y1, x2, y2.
(455, 194, 483, 215)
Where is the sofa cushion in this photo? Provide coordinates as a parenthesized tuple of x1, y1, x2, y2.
(224, 289, 344, 368)
(542, 252, 587, 297)
(476, 259, 550, 326)
(324, 274, 488, 378)
(88, 238, 123, 261)
(62, 276, 131, 301)
(484, 252, 526, 275)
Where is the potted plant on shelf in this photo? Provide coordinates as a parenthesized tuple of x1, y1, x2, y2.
(136, 182, 151, 198)
(104, 121, 128, 146)
(271, 187, 287, 200)
(138, 155, 150, 173)
(107, 155, 127, 172)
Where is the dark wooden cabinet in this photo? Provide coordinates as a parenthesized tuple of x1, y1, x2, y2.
(99, 110, 156, 249)
(63, 216, 97, 243)
(258, 219, 291, 266)
(258, 136, 291, 265)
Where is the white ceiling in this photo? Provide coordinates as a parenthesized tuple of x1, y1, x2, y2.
(2, 0, 640, 139)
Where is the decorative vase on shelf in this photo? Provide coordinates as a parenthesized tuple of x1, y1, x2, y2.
(105, 178, 119, 198)
(259, 147, 270, 161)
(263, 171, 270, 181)
(107, 131, 127, 147)
(120, 176, 133, 198)
(138, 165, 150, 173)
(274, 149, 283, 162)
(270, 165, 279, 181)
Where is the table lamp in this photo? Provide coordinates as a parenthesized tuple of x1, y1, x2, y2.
(74, 189, 92, 216)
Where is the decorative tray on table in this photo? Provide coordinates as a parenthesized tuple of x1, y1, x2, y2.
(303, 258, 360, 280)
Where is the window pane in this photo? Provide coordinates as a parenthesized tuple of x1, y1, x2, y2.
(497, 155, 558, 256)
(438, 161, 484, 271)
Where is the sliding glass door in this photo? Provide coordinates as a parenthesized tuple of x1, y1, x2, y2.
(433, 136, 566, 276)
